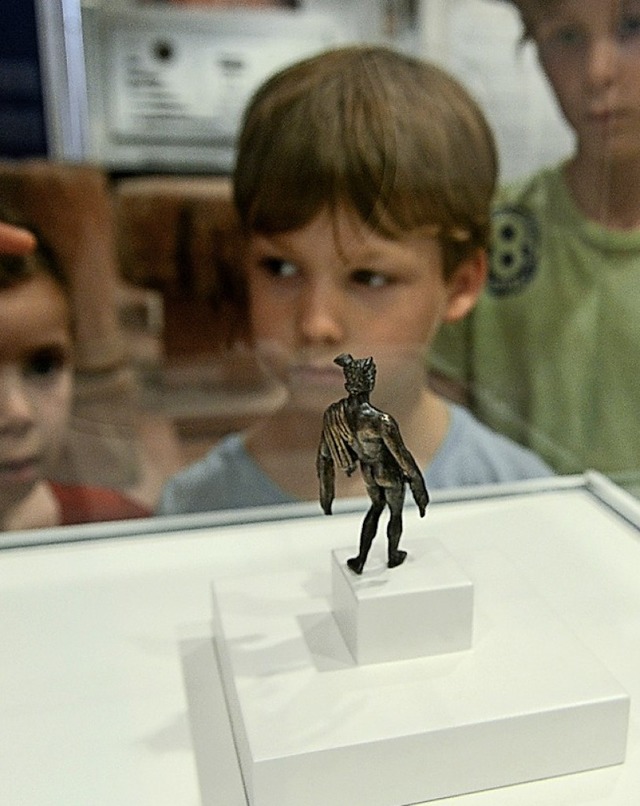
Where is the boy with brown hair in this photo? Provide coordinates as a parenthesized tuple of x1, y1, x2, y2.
(158, 45, 551, 515)
(433, 0, 640, 477)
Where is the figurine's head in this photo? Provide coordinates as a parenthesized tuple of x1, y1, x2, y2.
(234, 44, 497, 279)
(334, 353, 376, 395)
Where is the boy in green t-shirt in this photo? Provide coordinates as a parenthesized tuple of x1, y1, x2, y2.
(433, 0, 640, 478)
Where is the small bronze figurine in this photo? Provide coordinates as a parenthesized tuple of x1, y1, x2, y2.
(317, 354, 429, 574)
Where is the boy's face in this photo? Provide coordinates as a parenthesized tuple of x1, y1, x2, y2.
(0, 274, 73, 517)
(245, 205, 478, 414)
(530, 0, 640, 161)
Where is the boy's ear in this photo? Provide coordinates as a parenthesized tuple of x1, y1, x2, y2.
(443, 249, 487, 323)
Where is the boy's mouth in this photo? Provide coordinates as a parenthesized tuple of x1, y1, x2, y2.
(0, 456, 41, 483)
(290, 363, 344, 387)
(587, 108, 628, 125)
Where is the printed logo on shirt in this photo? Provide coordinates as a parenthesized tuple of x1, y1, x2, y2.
(489, 206, 539, 296)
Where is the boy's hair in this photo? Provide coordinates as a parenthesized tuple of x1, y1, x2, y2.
(234, 45, 498, 279)
(507, 0, 558, 39)
(0, 206, 66, 293)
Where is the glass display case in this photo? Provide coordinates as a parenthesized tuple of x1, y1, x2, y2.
(3, 2, 640, 800)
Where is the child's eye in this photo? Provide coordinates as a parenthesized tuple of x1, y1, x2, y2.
(618, 14, 640, 41)
(350, 269, 392, 288)
(551, 25, 584, 48)
(259, 257, 298, 279)
(537, 20, 585, 52)
(24, 347, 68, 380)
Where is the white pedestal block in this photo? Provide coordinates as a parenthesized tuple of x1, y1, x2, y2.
(332, 538, 474, 664)
(211, 544, 630, 806)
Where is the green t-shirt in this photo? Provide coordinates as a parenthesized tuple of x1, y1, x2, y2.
(432, 161, 640, 476)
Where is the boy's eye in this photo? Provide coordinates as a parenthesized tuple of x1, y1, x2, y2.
(350, 269, 391, 288)
(618, 13, 640, 40)
(549, 25, 584, 48)
(24, 347, 68, 380)
(260, 257, 298, 279)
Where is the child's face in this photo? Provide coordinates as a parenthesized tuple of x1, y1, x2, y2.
(531, 0, 640, 161)
(245, 205, 477, 414)
(0, 274, 73, 517)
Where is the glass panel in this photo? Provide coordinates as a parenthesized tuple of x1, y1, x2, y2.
(2, 0, 638, 541)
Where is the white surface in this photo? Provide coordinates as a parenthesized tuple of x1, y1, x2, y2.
(331, 538, 474, 664)
(1, 480, 640, 805)
(211, 543, 628, 806)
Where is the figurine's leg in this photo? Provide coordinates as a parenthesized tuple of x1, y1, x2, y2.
(347, 486, 384, 575)
(386, 486, 407, 568)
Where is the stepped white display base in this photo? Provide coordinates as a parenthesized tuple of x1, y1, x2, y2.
(211, 540, 629, 806)
(331, 539, 474, 664)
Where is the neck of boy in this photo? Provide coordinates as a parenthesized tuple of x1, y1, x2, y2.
(565, 154, 640, 231)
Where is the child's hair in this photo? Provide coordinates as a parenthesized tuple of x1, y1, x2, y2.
(507, 0, 558, 39)
(233, 45, 498, 279)
(0, 206, 66, 293)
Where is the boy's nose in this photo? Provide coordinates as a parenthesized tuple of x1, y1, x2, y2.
(585, 37, 618, 90)
(298, 282, 345, 345)
(0, 369, 34, 432)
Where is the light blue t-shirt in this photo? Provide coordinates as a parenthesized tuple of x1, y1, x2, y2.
(157, 404, 552, 516)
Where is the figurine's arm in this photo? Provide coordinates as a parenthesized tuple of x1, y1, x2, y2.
(316, 434, 336, 515)
(380, 415, 429, 516)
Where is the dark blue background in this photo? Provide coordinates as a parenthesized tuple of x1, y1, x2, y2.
(0, 0, 47, 157)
